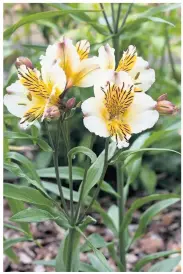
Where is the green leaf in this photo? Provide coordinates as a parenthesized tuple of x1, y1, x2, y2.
(79, 262, 98, 272)
(120, 193, 180, 234)
(4, 131, 52, 152)
(4, 162, 46, 194)
(148, 256, 181, 272)
(56, 229, 80, 272)
(4, 9, 102, 39)
(4, 237, 31, 251)
(4, 246, 19, 263)
(142, 16, 175, 27)
(80, 233, 107, 252)
(107, 205, 119, 232)
(100, 181, 119, 198)
(76, 227, 112, 272)
(133, 250, 181, 271)
(7, 198, 31, 236)
(33, 260, 55, 267)
(82, 143, 116, 199)
(4, 184, 53, 207)
(88, 253, 111, 272)
(37, 166, 84, 180)
(93, 202, 118, 236)
(6, 152, 41, 183)
(140, 3, 181, 17)
(31, 125, 39, 144)
(140, 165, 157, 194)
(4, 222, 30, 235)
(10, 208, 59, 223)
(68, 146, 97, 163)
(131, 198, 180, 244)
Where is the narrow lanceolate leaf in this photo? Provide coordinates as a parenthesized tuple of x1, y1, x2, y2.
(10, 208, 58, 223)
(133, 250, 181, 272)
(4, 184, 53, 207)
(33, 260, 56, 267)
(131, 198, 180, 244)
(142, 16, 175, 27)
(148, 256, 181, 272)
(6, 152, 41, 183)
(4, 237, 31, 251)
(80, 233, 107, 252)
(76, 227, 112, 272)
(4, 9, 102, 39)
(4, 131, 52, 152)
(120, 193, 180, 234)
(79, 262, 98, 272)
(4, 162, 46, 194)
(4, 223, 30, 235)
(68, 146, 97, 163)
(4, 246, 19, 263)
(37, 166, 84, 180)
(7, 198, 31, 236)
(82, 143, 116, 199)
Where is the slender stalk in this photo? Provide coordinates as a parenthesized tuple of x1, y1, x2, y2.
(115, 4, 122, 33)
(165, 26, 179, 82)
(45, 120, 69, 217)
(68, 156, 74, 221)
(100, 3, 113, 34)
(116, 162, 126, 271)
(78, 138, 110, 223)
(111, 3, 116, 32)
(118, 3, 133, 33)
(66, 227, 74, 271)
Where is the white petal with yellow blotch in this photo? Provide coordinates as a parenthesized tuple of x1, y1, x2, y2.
(124, 92, 159, 134)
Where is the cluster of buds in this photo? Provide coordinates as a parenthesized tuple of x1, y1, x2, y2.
(155, 94, 179, 115)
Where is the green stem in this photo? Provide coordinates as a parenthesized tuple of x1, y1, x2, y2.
(100, 3, 113, 34)
(68, 156, 74, 222)
(111, 3, 116, 32)
(78, 138, 110, 223)
(118, 3, 133, 33)
(115, 4, 122, 33)
(165, 26, 179, 82)
(66, 227, 74, 271)
(44, 120, 69, 217)
(116, 162, 126, 271)
(74, 134, 95, 223)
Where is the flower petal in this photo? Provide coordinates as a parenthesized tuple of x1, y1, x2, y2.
(4, 84, 31, 118)
(83, 116, 110, 137)
(76, 40, 90, 60)
(56, 37, 80, 84)
(81, 97, 102, 117)
(98, 44, 115, 70)
(116, 45, 137, 72)
(124, 92, 159, 133)
(129, 57, 155, 92)
(111, 135, 130, 149)
(73, 57, 100, 87)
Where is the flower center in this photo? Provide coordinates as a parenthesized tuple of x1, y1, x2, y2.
(101, 82, 134, 143)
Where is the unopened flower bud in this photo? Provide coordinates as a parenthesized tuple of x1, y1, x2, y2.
(15, 57, 34, 69)
(66, 98, 76, 109)
(155, 94, 179, 115)
(44, 106, 60, 120)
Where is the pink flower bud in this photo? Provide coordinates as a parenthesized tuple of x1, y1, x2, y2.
(44, 106, 60, 120)
(15, 57, 34, 69)
(66, 98, 76, 109)
(155, 94, 179, 115)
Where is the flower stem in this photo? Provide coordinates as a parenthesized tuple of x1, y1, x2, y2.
(74, 134, 95, 223)
(66, 227, 74, 271)
(100, 3, 113, 34)
(78, 138, 109, 223)
(116, 162, 126, 271)
(118, 3, 133, 33)
(44, 120, 69, 217)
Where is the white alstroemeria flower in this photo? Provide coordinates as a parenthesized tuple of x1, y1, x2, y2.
(4, 62, 66, 129)
(40, 37, 100, 89)
(81, 75, 159, 148)
(98, 44, 155, 92)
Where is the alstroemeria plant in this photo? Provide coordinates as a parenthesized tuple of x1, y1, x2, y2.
(3, 4, 180, 272)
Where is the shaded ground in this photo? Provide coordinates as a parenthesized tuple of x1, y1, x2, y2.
(3, 195, 181, 272)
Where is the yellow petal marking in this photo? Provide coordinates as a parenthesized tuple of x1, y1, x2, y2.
(76, 40, 90, 60)
(116, 46, 137, 72)
(101, 83, 134, 144)
(18, 68, 61, 124)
